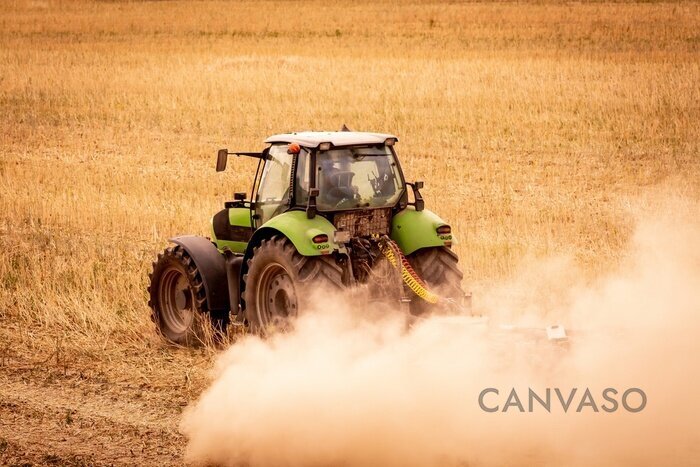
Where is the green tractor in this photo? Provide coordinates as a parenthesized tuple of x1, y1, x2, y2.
(148, 130, 465, 343)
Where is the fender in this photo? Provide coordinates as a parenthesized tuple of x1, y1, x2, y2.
(169, 235, 230, 313)
(238, 211, 341, 301)
(390, 206, 454, 255)
(247, 210, 340, 258)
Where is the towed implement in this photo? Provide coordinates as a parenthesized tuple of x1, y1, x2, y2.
(148, 130, 467, 344)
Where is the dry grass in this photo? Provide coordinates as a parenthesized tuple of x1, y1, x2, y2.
(0, 0, 699, 462)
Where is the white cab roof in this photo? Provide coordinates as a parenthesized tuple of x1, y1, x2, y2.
(265, 131, 398, 148)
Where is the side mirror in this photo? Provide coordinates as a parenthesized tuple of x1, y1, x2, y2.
(415, 180, 424, 189)
(234, 192, 246, 201)
(216, 149, 228, 172)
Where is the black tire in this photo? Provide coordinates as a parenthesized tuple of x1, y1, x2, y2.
(148, 245, 228, 345)
(407, 246, 464, 315)
(243, 235, 343, 335)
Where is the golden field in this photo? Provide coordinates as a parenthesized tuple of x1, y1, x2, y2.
(0, 0, 699, 464)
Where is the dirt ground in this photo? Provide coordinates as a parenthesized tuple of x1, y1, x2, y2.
(0, 323, 213, 466)
(0, 368, 182, 466)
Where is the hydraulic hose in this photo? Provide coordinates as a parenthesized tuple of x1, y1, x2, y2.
(378, 236, 440, 304)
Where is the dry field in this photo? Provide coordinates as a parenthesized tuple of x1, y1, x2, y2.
(0, 0, 699, 465)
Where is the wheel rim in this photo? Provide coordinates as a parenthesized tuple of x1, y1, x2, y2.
(158, 267, 194, 335)
(256, 262, 297, 331)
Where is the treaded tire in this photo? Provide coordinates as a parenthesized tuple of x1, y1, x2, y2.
(148, 245, 228, 345)
(243, 235, 343, 335)
(407, 246, 464, 315)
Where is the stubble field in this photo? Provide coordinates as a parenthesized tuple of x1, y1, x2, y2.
(0, 1, 699, 465)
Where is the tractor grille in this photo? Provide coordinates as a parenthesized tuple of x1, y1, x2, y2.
(333, 208, 392, 238)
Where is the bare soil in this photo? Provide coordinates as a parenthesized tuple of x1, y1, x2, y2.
(0, 326, 213, 466)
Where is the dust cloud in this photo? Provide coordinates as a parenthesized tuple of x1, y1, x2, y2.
(181, 197, 700, 466)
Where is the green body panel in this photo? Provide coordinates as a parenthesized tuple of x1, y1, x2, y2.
(252, 210, 340, 256)
(390, 207, 453, 255)
(213, 205, 451, 257)
(229, 207, 252, 227)
(211, 207, 253, 254)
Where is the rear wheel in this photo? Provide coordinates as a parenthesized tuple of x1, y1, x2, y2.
(407, 246, 465, 315)
(243, 236, 343, 335)
(148, 245, 228, 345)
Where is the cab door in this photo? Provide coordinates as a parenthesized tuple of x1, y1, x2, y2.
(254, 144, 294, 226)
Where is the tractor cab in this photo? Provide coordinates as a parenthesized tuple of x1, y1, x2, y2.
(255, 135, 407, 222)
(257, 132, 406, 221)
(214, 132, 417, 250)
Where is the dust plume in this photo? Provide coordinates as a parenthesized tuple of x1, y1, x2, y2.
(181, 197, 700, 466)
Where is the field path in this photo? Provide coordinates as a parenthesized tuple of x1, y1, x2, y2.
(0, 365, 186, 466)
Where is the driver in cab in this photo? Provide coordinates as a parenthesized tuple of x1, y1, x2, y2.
(318, 157, 359, 209)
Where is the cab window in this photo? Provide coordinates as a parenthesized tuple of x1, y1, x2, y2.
(316, 145, 404, 210)
(255, 145, 293, 224)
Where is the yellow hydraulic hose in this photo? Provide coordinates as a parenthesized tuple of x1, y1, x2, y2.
(379, 237, 440, 304)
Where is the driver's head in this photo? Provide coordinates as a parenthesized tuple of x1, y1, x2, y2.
(337, 158, 351, 172)
(319, 158, 335, 188)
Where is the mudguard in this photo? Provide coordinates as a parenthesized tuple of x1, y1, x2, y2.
(238, 211, 341, 301)
(169, 235, 230, 313)
(247, 210, 340, 258)
(390, 207, 454, 255)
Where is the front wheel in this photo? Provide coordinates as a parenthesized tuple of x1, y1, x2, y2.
(243, 236, 344, 335)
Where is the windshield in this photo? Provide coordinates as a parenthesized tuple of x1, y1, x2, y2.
(315, 145, 404, 211)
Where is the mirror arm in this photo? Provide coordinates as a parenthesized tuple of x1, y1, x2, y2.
(217, 149, 265, 172)
(306, 188, 319, 219)
(408, 181, 425, 212)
